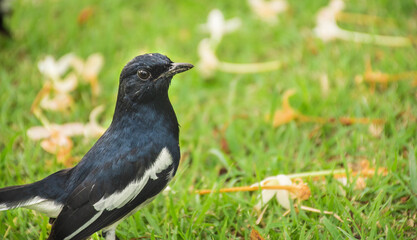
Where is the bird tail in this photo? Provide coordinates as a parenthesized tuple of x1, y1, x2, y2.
(0, 183, 43, 210)
(0, 169, 71, 211)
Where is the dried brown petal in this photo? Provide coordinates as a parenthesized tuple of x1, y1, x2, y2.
(271, 89, 299, 127)
(250, 228, 265, 240)
(78, 6, 94, 25)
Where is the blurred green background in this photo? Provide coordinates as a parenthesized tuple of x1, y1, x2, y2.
(0, 0, 416, 239)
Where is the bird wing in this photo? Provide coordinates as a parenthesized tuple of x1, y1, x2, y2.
(48, 145, 175, 240)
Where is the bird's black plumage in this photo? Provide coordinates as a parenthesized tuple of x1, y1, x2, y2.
(0, 53, 193, 240)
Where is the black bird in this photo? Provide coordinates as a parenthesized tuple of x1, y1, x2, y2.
(0, 53, 193, 240)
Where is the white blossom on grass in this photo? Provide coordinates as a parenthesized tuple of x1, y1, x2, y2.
(200, 9, 241, 44)
(38, 54, 76, 81)
(251, 174, 293, 210)
(248, 0, 288, 23)
(313, 0, 411, 47)
(197, 38, 281, 78)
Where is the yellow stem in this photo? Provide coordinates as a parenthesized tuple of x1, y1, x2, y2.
(31, 82, 52, 113)
(32, 108, 50, 127)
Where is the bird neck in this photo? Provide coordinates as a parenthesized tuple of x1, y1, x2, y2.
(111, 93, 179, 138)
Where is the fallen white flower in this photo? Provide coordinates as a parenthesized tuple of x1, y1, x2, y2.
(52, 73, 78, 93)
(197, 38, 281, 78)
(39, 92, 73, 112)
(313, 0, 345, 42)
(248, 0, 288, 23)
(313, 0, 411, 47)
(252, 174, 293, 210)
(200, 9, 241, 43)
(71, 53, 104, 96)
(38, 54, 76, 81)
(27, 105, 106, 140)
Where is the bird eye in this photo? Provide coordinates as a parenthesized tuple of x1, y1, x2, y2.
(137, 70, 151, 81)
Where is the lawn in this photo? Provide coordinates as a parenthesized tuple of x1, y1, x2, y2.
(0, 0, 416, 239)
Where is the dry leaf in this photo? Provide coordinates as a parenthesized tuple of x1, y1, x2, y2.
(268, 89, 385, 127)
(78, 6, 94, 26)
(250, 228, 265, 240)
(213, 126, 231, 154)
(270, 89, 299, 127)
(362, 58, 417, 90)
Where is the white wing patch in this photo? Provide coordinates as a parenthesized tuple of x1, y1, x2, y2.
(93, 147, 173, 212)
(149, 147, 173, 180)
(25, 200, 63, 218)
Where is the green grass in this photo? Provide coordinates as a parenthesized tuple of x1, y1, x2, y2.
(1, 0, 416, 239)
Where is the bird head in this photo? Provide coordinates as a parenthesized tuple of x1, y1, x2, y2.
(119, 53, 193, 103)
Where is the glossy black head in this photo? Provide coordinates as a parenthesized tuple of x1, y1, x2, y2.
(119, 53, 193, 103)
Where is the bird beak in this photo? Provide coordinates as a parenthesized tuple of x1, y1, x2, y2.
(155, 62, 193, 82)
(167, 62, 194, 76)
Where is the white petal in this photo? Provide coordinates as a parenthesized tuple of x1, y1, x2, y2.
(201, 9, 241, 42)
(207, 9, 225, 42)
(254, 178, 280, 211)
(197, 39, 219, 77)
(83, 53, 104, 81)
(54, 123, 85, 137)
(70, 56, 86, 75)
(56, 53, 76, 76)
(248, 0, 287, 22)
(27, 126, 52, 140)
(40, 92, 73, 111)
(38, 56, 59, 80)
(53, 73, 78, 93)
(250, 176, 278, 188)
(275, 174, 292, 209)
(313, 0, 345, 41)
(37, 54, 76, 80)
